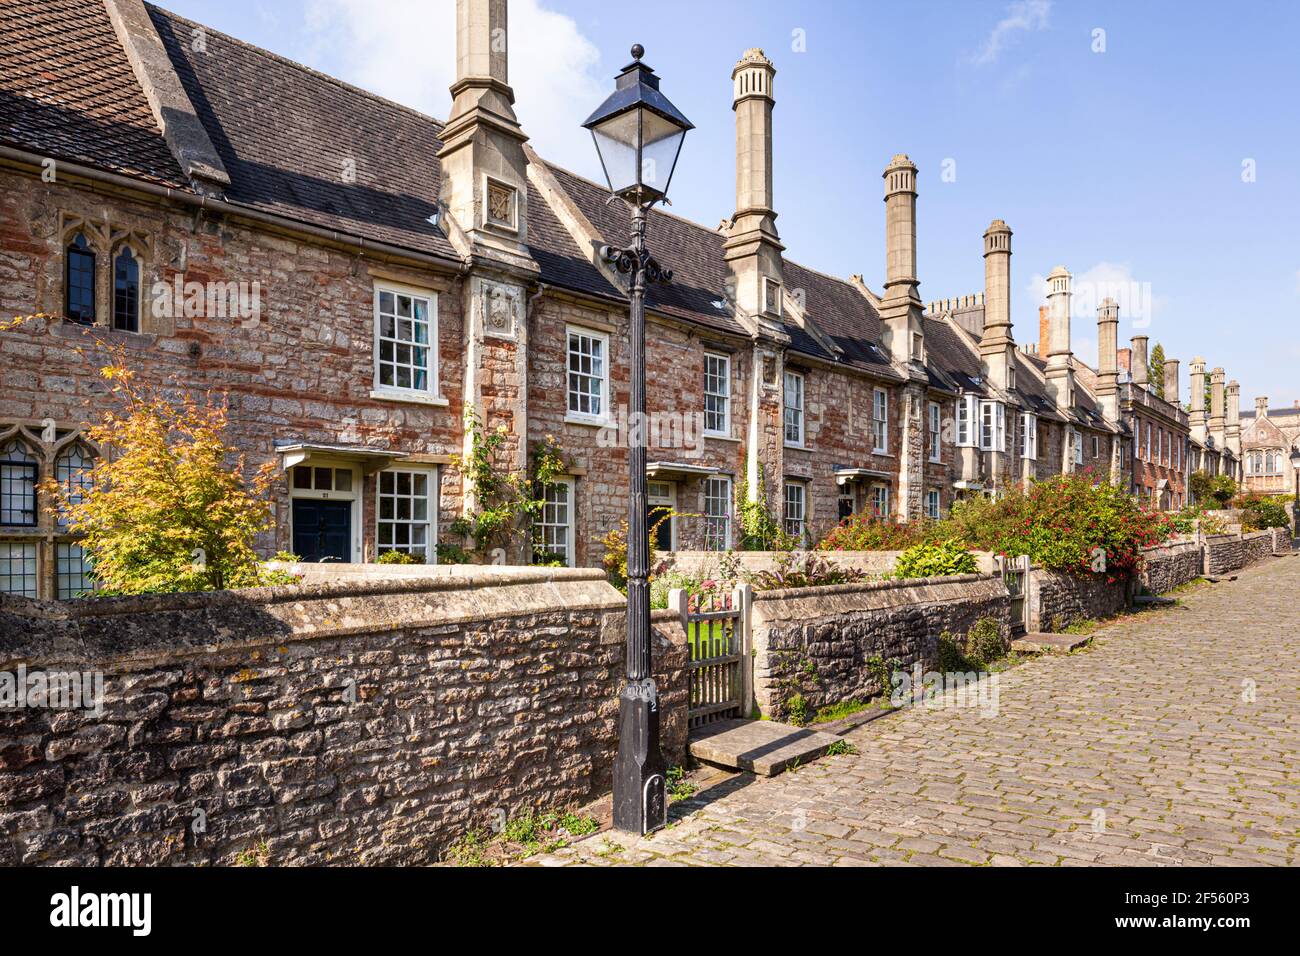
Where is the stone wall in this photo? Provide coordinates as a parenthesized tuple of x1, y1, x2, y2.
(748, 575, 1010, 721)
(1203, 530, 1273, 575)
(0, 570, 687, 866)
(1028, 569, 1130, 632)
(1139, 540, 1203, 594)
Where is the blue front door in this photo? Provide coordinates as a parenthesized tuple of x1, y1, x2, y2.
(292, 499, 352, 563)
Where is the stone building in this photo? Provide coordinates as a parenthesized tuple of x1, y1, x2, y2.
(0, 0, 1239, 599)
(1241, 398, 1300, 496)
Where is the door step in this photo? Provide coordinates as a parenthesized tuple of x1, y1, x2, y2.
(1012, 632, 1091, 654)
(688, 718, 842, 777)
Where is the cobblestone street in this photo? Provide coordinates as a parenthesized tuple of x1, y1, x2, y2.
(534, 556, 1300, 866)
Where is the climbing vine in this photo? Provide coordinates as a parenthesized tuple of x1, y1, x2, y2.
(448, 406, 568, 563)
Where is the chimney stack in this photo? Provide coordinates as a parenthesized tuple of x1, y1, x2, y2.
(1118, 347, 1132, 378)
(1226, 379, 1241, 457)
(1256, 396, 1269, 418)
(1038, 306, 1050, 357)
(1189, 357, 1208, 442)
(1095, 298, 1120, 422)
(1044, 266, 1075, 408)
(878, 155, 926, 370)
(1209, 367, 1227, 443)
(438, 0, 533, 263)
(1163, 357, 1180, 405)
(1131, 335, 1150, 388)
(723, 49, 784, 321)
(980, 220, 1014, 390)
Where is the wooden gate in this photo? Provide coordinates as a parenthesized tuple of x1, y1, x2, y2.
(669, 585, 752, 730)
(997, 554, 1031, 634)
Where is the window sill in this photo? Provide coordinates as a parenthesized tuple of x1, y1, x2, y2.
(565, 414, 612, 428)
(704, 432, 741, 443)
(370, 388, 449, 407)
(784, 442, 809, 451)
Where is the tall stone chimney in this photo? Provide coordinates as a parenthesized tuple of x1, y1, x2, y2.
(979, 220, 1014, 391)
(1163, 358, 1180, 406)
(1044, 266, 1074, 409)
(1209, 367, 1227, 446)
(1131, 335, 1150, 389)
(878, 155, 925, 371)
(1095, 298, 1120, 422)
(1256, 396, 1270, 419)
(723, 49, 784, 321)
(1226, 379, 1241, 458)
(438, 0, 534, 268)
(1038, 306, 1050, 356)
(877, 154, 928, 519)
(1189, 358, 1208, 443)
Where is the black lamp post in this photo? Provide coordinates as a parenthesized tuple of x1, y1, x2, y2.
(1290, 450, 1300, 533)
(583, 44, 693, 836)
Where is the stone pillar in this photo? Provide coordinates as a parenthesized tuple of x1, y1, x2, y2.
(723, 49, 784, 320)
(1095, 298, 1120, 421)
(1044, 266, 1074, 410)
(1189, 357, 1208, 443)
(1209, 367, 1227, 446)
(438, 0, 535, 268)
(1226, 379, 1241, 461)
(1131, 335, 1150, 389)
(1164, 358, 1181, 405)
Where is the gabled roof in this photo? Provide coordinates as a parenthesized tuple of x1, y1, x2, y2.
(0, 0, 185, 186)
(147, 5, 459, 261)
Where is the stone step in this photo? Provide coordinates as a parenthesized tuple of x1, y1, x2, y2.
(1011, 632, 1092, 654)
(688, 718, 842, 777)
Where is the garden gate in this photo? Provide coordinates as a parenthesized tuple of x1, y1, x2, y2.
(997, 554, 1031, 634)
(669, 585, 753, 731)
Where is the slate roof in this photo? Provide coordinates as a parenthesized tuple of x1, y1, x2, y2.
(147, 5, 460, 261)
(0, 0, 1101, 413)
(0, 0, 185, 186)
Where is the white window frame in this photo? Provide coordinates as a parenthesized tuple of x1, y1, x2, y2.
(956, 394, 977, 447)
(783, 371, 805, 447)
(372, 283, 440, 403)
(979, 401, 1005, 452)
(1021, 412, 1038, 461)
(703, 352, 731, 437)
(872, 387, 889, 454)
(924, 489, 940, 520)
(703, 476, 732, 552)
(1072, 428, 1084, 465)
(565, 326, 611, 425)
(783, 480, 806, 542)
(376, 465, 437, 565)
(535, 476, 576, 567)
(870, 484, 890, 519)
(928, 401, 942, 462)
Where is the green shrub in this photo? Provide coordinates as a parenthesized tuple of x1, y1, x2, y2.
(936, 632, 968, 673)
(377, 550, 422, 565)
(1190, 470, 1236, 508)
(818, 515, 940, 551)
(892, 540, 977, 579)
(965, 617, 1008, 668)
(1238, 495, 1290, 531)
(785, 692, 808, 726)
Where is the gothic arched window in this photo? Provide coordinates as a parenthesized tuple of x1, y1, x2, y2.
(65, 232, 96, 325)
(55, 445, 94, 526)
(113, 245, 141, 332)
(0, 439, 39, 527)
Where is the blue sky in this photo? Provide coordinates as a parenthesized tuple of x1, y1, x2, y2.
(161, 0, 1300, 406)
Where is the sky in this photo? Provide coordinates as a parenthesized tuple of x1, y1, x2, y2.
(159, 0, 1300, 407)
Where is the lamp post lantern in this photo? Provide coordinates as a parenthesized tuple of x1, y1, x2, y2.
(1290, 450, 1300, 535)
(584, 45, 693, 836)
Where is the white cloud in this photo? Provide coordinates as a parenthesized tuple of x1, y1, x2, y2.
(300, 0, 605, 173)
(971, 0, 1051, 66)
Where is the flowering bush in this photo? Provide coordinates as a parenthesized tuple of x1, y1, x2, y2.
(817, 514, 939, 551)
(963, 473, 1175, 577)
(749, 552, 869, 591)
(1237, 494, 1290, 531)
